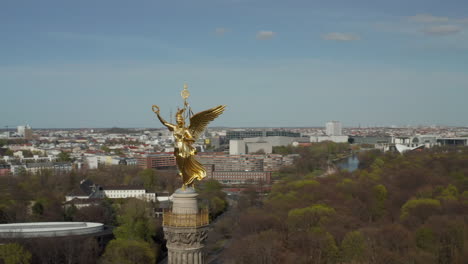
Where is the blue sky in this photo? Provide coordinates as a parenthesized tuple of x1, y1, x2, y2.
(1, 0, 467, 128)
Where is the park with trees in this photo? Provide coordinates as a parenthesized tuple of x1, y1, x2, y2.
(1, 142, 468, 263)
(217, 144, 468, 264)
(0, 163, 227, 264)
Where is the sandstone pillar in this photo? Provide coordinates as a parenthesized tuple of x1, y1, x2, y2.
(163, 187, 209, 264)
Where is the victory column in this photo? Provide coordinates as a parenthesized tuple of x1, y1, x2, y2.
(153, 84, 225, 264)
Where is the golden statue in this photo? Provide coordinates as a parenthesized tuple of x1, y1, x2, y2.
(152, 84, 225, 188)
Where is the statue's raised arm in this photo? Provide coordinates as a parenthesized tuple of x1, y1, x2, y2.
(152, 105, 176, 131)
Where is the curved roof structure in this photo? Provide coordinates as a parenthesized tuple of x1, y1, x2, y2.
(0, 222, 104, 238)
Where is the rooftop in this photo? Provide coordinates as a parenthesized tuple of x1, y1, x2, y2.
(101, 185, 146, 190)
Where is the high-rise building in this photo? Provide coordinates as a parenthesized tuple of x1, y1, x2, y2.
(326, 121, 342, 136)
(229, 140, 246, 155)
(24, 126, 33, 140)
(17, 125, 32, 139)
(17, 126, 25, 136)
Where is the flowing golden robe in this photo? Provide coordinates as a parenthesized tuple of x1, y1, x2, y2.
(172, 126, 205, 185)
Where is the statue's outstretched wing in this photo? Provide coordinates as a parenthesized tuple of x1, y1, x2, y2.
(189, 105, 226, 140)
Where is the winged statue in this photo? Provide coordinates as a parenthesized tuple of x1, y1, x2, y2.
(152, 86, 225, 188)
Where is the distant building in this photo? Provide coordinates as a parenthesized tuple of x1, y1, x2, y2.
(244, 136, 299, 147)
(437, 137, 468, 146)
(197, 153, 292, 184)
(65, 179, 165, 206)
(392, 135, 438, 148)
(209, 136, 221, 149)
(101, 185, 156, 201)
(310, 135, 349, 143)
(375, 135, 468, 153)
(326, 121, 342, 136)
(226, 129, 300, 140)
(0, 164, 11, 176)
(116, 157, 137, 166)
(136, 153, 176, 170)
(349, 136, 392, 146)
(230, 136, 304, 154)
(394, 144, 425, 153)
(198, 154, 264, 172)
(245, 141, 272, 154)
(17, 126, 26, 137)
(10, 162, 72, 175)
(209, 171, 272, 184)
(229, 140, 246, 155)
(65, 179, 102, 202)
(84, 155, 137, 169)
(17, 125, 33, 139)
(63, 198, 102, 209)
(85, 156, 100, 169)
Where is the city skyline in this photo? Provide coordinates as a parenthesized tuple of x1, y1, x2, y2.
(1, 0, 468, 128)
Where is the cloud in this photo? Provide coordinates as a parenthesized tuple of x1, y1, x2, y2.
(409, 14, 449, 23)
(422, 25, 462, 35)
(456, 18, 468, 24)
(215, 27, 228, 36)
(256, 31, 276, 40)
(322, 32, 360, 41)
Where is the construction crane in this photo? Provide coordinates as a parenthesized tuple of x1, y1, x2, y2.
(3, 125, 13, 137)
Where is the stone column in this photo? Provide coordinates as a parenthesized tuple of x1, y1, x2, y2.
(163, 187, 209, 264)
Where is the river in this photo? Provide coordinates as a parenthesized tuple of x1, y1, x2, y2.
(336, 155, 360, 172)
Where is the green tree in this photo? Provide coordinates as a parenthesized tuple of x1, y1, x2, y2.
(400, 198, 441, 222)
(437, 184, 459, 201)
(197, 179, 228, 219)
(4, 148, 14, 156)
(22, 150, 33, 158)
(139, 169, 158, 191)
(100, 239, 156, 264)
(64, 204, 78, 221)
(287, 204, 335, 231)
(340, 231, 367, 263)
(101, 146, 111, 153)
(0, 243, 32, 264)
(322, 232, 340, 263)
(370, 184, 387, 221)
(57, 151, 72, 162)
(32, 201, 44, 216)
(113, 199, 156, 242)
(415, 227, 436, 251)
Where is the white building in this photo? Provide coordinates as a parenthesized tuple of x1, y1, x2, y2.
(392, 135, 438, 148)
(17, 125, 32, 139)
(230, 136, 302, 155)
(65, 179, 160, 205)
(245, 142, 272, 154)
(102, 186, 156, 202)
(17, 126, 26, 136)
(10, 162, 72, 175)
(84, 155, 136, 169)
(311, 135, 349, 143)
(244, 136, 297, 147)
(230, 140, 246, 155)
(326, 121, 342, 136)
